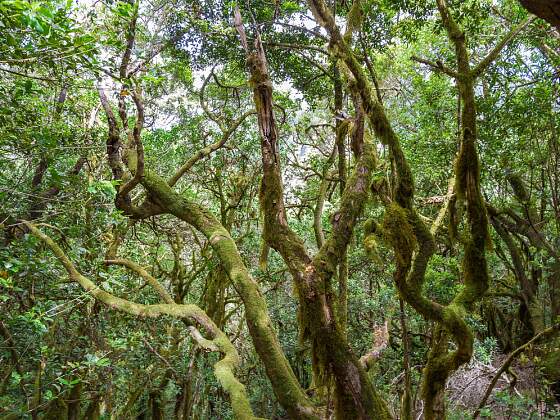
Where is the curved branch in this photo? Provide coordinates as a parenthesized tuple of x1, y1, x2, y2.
(168, 110, 256, 187)
(359, 321, 389, 371)
(119, 0, 138, 80)
(199, 68, 225, 129)
(118, 88, 145, 198)
(308, 2, 488, 418)
(105, 258, 173, 304)
(97, 84, 124, 181)
(471, 17, 535, 79)
(313, 143, 338, 248)
(24, 222, 260, 420)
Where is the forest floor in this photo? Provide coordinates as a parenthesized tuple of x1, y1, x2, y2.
(448, 355, 557, 418)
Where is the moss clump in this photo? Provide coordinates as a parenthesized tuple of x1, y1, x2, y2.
(343, 0, 363, 43)
(258, 240, 269, 271)
(370, 175, 387, 198)
(539, 337, 560, 401)
(506, 172, 530, 203)
(364, 234, 382, 264)
(382, 203, 417, 267)
(363, 217, 378, 235)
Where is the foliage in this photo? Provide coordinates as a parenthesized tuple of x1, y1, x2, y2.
(1, 0, 560, 419)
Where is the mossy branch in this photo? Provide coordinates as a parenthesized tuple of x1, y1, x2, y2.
(313, 140, 377, 279)
(105, 258, 174, 304)
(24, 221, 261, 420)
(248, 38, 313, 275)
(308, 0, 414, 209)
(238, 7, 391, 418)
(307, 1, 489, 417)
(313, 143, 338, 249)
(139, 170, 321, 419)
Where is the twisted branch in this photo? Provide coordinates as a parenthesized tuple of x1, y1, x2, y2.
(24, 222, 261, 420)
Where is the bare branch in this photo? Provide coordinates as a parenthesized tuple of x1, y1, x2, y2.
(471, 17, 535, 79)
(359, 321, 389, 370)
(234, 7, 249, 52)
(168, 110, 255, 187)
(120, 0, 139, 80)
(411, 55, 459, 78)
(262, 41, 328, 55)
(0, 66, 58, 82)
(474, 323, 560, 418)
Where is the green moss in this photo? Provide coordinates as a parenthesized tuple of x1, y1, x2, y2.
(363, 218, 378, 235)
(364, 234, 382, 264)
(506, 172, 530, 203)
(343, 0, 363, 43)
(382, 203, 416, 268)
(539, 337, 560, 383)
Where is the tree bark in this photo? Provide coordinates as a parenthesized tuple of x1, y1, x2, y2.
(235, 11, 390, 418)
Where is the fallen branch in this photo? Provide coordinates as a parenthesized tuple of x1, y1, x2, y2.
(473, 323, 560, 418)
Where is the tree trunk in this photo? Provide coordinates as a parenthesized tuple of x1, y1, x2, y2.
(82, 395, 101, 420)
(67, 382, 82, 420)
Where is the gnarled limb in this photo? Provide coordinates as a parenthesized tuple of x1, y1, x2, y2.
(97, 15, 320, 414)
(359, 320, 389, 371)
(118, 88, 145, 198)
(308, 0, 414, 209)
(313, 143, 338, 249)
(307, 0, 493, 418)
(420, 1, 492, 417)
(98, 83, 158, 219)
(236, 8, 390, 418)
(97, 84, 124, 182)
(139, 171, 322, 419)
(24, 221, 261, 420)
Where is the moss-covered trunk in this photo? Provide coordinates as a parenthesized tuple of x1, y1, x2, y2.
(139, 172, 320, 419)
(66, 382, 82, 420)
(235, 12, 390, 417)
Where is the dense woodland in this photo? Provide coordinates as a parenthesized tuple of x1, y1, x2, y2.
(1, 0, 560, 418)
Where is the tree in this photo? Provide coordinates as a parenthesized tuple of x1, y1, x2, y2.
(1, 0, 559, 419)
